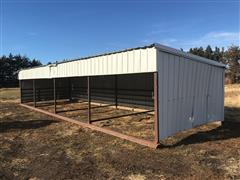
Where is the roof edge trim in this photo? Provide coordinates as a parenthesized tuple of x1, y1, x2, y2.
(153, 43, 226, 68)
(19, 43, 226, 73)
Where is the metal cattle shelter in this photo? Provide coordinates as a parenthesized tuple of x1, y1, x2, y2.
(18, 43, 225, 148)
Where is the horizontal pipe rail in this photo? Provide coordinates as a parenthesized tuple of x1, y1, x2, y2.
(22, 87, 153, 92)
(19, 103, 158, 148)
(91, 110, 154, 122)
(57, 104, 114, 113)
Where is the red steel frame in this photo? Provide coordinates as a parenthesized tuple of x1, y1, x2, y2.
(19, 72, 160, 148)
(33, 79, 36, 107)
(19, 80, 22, 103)
(154, 72, 160, 144)
(88, 76, 91, 124)
(53, 78, 57, 114)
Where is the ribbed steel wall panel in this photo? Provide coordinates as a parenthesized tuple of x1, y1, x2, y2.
(19, 66, 50, 80)
(157, 50, 224, 139)
(19, 47, 156, 80)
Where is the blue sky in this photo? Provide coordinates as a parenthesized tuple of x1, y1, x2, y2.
(0, 0, 239, 64)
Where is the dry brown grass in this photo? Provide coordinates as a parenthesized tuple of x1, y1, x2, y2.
(0, 88, 19, 103)
(225, 84, 240, 108)
(224, 84, 240, 123)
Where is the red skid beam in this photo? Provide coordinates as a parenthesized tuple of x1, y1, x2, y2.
(20, 103, 159, 148)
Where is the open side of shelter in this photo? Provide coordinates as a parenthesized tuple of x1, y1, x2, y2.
(19, 72, 160, 147)
(18, 43, 225, 148)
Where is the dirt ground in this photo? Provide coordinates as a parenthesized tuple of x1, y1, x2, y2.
(0, 85, 240, 179)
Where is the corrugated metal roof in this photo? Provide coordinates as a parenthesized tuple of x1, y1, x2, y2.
(154, 43, 226, 68)
(18, 46, 157, 79)
(19, 43, 225, 72)
(19, 44, 156, 71)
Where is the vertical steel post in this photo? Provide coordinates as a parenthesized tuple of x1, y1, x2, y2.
(154, 72, 160, 144)
(19, 80, 22, 103)
(114, 75, 118, 109)
(53, 78, 56, 114)
(222, 70, 225, 122)
(68, 77, 72, 102)
(33, 79, 36, 107)
(88, 76, 91, 123)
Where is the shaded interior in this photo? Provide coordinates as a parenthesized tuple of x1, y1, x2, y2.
(20, 73, 155, 141)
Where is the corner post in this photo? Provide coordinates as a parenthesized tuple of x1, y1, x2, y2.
(88, 76, 91, 123)
(68, 77, 72, 102)
(114, 75, 118, 109)
(53, 78, 57, 114)
(154, 72, 160, 144)
(33, 79, 36, 107)
(19, 80, 22, 103)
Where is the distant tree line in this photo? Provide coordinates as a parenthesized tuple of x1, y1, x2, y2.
(188, 45, 240, 84)
(0, 54, 42, 87)
(0, 45, 239, 87)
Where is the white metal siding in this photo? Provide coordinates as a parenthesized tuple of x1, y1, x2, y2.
(19, 66, 51, 80)
(18, 47, 157, 80)
(157, 50, 224, 139)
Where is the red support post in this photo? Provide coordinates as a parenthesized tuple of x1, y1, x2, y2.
(53, 78, 57, 114)
(19, 80, 22, 103)
(33, 79, 36, 107)
(154, 72, 160, 144)
(68, 77, 72, 102)
(115, 75, 118, 109)
(88, 76, 91, 123)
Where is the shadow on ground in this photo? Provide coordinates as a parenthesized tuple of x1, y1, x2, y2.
(224, 107, 240, 122)
(0, 119, 58, 133)
(160, 107, 240, 148)
(162, 121, 240, 148)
